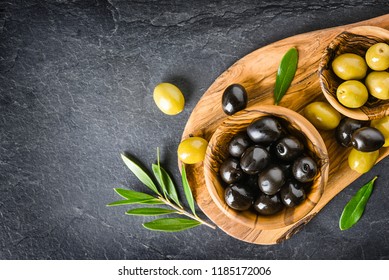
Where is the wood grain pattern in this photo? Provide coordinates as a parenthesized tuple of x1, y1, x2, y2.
(319, 26, 389, 120)
(181, 14, 389, 244)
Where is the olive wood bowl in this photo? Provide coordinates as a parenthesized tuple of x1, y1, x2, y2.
(203, 105, 329, 230)
(319, 26, 389, 120)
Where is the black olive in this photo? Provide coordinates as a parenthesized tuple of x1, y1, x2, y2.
(273, 135, 304, 162)
(228, 132, 252, 158)
(247, 117, 283, 146)
(242, 175, 261, 197)
(258, 165, 285, 195)
(222, 84, 248, 115)
(240, 145, 270, 175)
(224, 183, 255, 211)
(280, 179, 306, 207)
(335, 118, 366, 147)
(351, 127, 385, 152)
(253, 193, 284, 215)
(292, 156, 317, 183)
(219, 157, 243, 185)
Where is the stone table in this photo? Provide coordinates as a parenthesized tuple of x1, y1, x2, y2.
(1, 0, 389, 259)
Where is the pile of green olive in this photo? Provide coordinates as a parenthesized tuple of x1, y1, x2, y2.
(332, 42, 389, 108)
(219, 116, 318, 215)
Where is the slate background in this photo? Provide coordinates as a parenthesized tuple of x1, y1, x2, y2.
(1, 0, 389, 260)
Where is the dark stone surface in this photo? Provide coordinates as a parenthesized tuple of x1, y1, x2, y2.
(1, 0, 389, 260)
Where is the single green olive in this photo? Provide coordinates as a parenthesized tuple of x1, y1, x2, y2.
(336, 80, 368, 108)
(365, 71, 389, 100)
(332, 53, 368, 80)
(348, 148, 379, 174)
(303, 101, 341, 130)
(177, 137, 208, 164)
(365, 42, 389, 71)
(371, 116, 389, 147)
(153, 83, 185, 115)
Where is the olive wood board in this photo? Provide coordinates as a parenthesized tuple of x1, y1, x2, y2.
(180, 14, 389, 245)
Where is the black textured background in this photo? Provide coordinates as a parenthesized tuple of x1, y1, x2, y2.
(1, 0, 389, 260)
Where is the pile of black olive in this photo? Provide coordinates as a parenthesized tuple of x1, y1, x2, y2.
(219, 116, 319, 216)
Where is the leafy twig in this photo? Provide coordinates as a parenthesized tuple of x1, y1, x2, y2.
(108, 150, 216, 232)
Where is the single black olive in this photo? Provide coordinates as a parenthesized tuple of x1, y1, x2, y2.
(228, 132, 252, 158)
(292, 156, 318, 183)
(253, 193, 284, 215)
(335, 118, 367, 147)
(280, 179, 307, 207)
(222, 84, 248, 115)
(224, 183, 255, 211)
(247, 117, 283, 146)
(351, 127, 385, 152)
(258, 165, 285, 195)
(273, 135, 304, 162)
(240, 145, 270, 175)
(242, 175, 261, 197)
(219, 157, 243, 184)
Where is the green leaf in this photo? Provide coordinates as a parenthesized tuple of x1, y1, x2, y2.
(107, 198, 163, 206)
(153, 164, 182, 208)
(143, 218, 201, 232)
(339, 176, 377, 230)
(107, 189, 163, 206)
(181, 164, 196, 216)
(114, 188, 156, 200)
(121, 154, 160, 195)
(152, 164, 167, 195)
(274, 47, 299, 105)
(126, 208, 177, 216)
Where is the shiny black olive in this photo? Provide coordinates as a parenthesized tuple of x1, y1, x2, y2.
(258, 165, 285, 195)
(219, 157, 243, 184)
(240, 145, 270, 175)
(228, 132, 252, 158)
(253, 193, 284, 215)
(247, 117, 283, 146)
(292, 156, 317, 183)
(280, 179, 306, 207)
(243, 175, 261, 197)
(351, 127, 385, 152)
(274, 135, 304, 162)
(224, 183, 255, 211)
(335, 118, 366, 147)
(222, 84, 248, 115)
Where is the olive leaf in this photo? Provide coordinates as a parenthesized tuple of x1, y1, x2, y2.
(274, 47, 299, 105)
(181, 164, 196, 216)
(152, 164, 182, 208)
(143, 218, 201, 232)
(107, 189, 163, 206)
(126, 208, 177, 216)
(121, 154, 160, 195)
(339, 176, 377, 230)
(107, 199, 163, 206)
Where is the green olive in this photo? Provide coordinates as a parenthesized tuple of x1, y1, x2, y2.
(303, 102, 341, 130)
(348, 149, 379, 174)
(153, 83, 185, 115)
(332, 53, 367, 80)
(336, 80, 368, 108)
(365, 71, 389, 100)
(365, 42, 389, 71)
(371, 116, 389, 147)
(178, 137, 208, 164)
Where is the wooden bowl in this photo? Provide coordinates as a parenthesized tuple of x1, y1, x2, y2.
(319, 26, 389, 120)
(204, 104, 329, 230)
